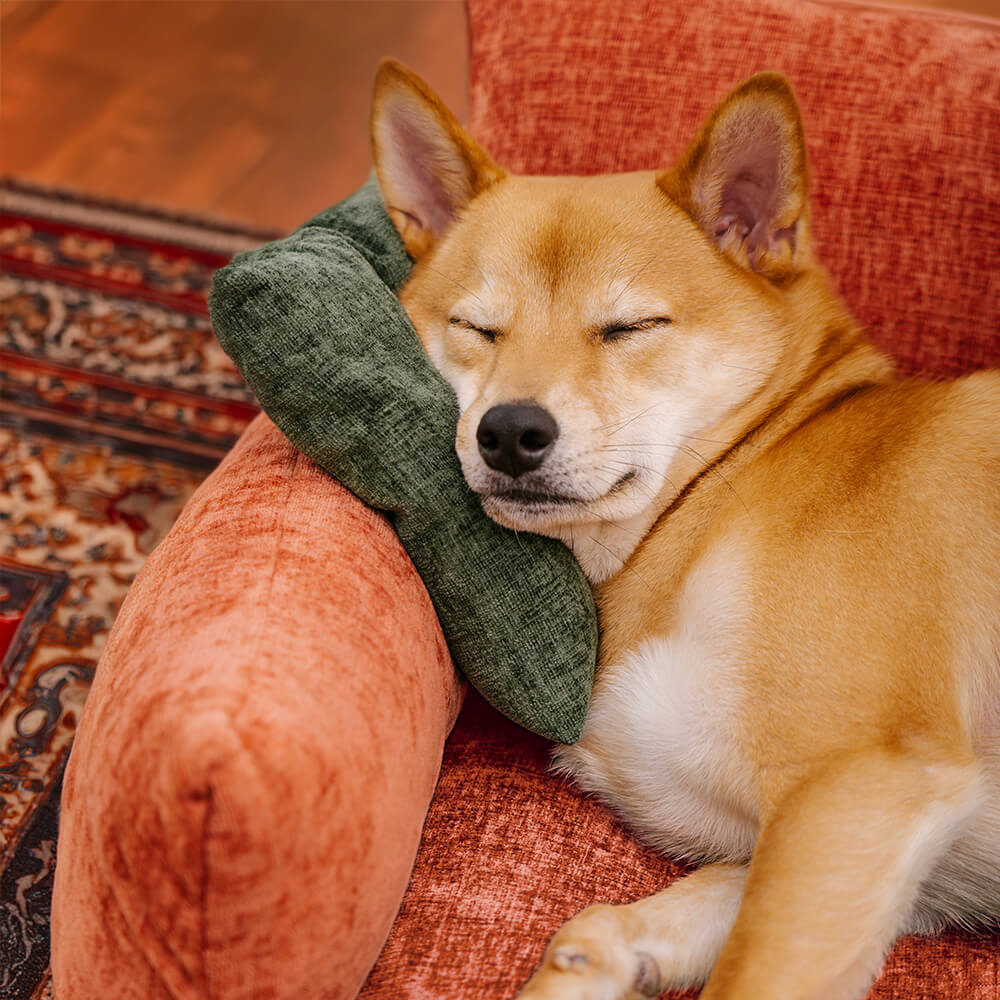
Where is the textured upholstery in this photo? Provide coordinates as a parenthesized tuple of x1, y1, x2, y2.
(52, 414, 463, 999)
(361, 697, 1000, 1000)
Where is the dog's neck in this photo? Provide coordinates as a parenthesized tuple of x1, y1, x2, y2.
(552, 510, 665, 585)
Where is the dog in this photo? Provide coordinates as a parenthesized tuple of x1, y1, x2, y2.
(370, 59, 1000, 1000)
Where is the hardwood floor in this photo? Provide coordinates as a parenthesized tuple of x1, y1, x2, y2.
(1, 0, 997, 232)
(1, 0, 468, 231)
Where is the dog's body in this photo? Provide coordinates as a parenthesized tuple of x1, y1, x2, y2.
(371, 61, 1000, 999)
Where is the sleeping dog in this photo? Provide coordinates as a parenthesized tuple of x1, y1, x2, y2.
(371, 60, 1000, 1000)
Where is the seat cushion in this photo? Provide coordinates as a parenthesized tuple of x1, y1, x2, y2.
(360, 693, 691, 997)
(359, 692, 1000, 1000)
(360, 695, 1000, 1000)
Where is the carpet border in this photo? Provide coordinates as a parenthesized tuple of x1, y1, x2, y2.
(0, 176, 282, 256)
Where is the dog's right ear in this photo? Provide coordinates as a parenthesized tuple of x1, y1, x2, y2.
(371, 59, 505, 259)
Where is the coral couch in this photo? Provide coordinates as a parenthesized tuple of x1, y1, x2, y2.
(52, 0, 1000, 997)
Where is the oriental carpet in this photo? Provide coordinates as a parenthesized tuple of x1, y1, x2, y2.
(0, 178, 270, 998)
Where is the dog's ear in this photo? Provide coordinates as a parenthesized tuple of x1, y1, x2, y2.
(659, 73, 810, 281)
(371, 59, 505, 259)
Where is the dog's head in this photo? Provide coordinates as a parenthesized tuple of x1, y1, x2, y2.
(372, 62, 820, 581)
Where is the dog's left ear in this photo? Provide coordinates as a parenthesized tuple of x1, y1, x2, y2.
(659, 73, 810, 281)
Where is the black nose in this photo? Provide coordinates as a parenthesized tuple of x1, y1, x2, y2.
(476, 403, 559, 478)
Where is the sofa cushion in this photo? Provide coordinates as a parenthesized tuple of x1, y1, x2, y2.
(52, 415, 464, 1000)
(361, 696, 1000, 999)
(358, 0, 1000, 996)
(210, 180, 597, 744)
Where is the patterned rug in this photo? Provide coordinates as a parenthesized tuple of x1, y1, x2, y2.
(0, 178, 273, 998)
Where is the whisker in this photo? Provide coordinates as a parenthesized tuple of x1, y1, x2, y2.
(419, 260, 484, 304)
(510, 524, 530, 556)
(609, 254, 660, 309)
(472, 260, 496, 297)
(675, 432, 732, 446)
(678, 444, 751, 517)
(595, 442, 677, 453)
(594, 467, 658, 502)
(585, 533, 656, 593)
(594, 514, 649, 539)
(718, 361, 770, 377)
(594, 401, 666, 436)
(590, 456, 659, 478)
(596, 435, 731, 451)
(598, 458, 654, 471)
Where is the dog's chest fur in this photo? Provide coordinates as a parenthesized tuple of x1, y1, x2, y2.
(554, 544, 760, 863)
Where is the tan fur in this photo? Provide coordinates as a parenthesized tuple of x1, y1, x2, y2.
(372, 60, 1000, 1000)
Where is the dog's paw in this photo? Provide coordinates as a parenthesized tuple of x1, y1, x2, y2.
(515, 904, 663, 1000)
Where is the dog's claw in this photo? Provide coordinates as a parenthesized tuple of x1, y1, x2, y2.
(632, 950, 662, 997)
(516, 905, 645, 999)
(552, 947, 591, 971)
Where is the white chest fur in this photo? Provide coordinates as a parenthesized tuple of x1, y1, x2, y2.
(554, 546, 760, 863)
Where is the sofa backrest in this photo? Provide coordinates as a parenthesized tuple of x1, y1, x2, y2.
(467, 0, 1000, 379)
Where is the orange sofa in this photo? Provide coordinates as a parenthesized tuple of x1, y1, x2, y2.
(51, 0, 1000, 997)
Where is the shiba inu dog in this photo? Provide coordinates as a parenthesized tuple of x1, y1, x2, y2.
(371, 59, 1000, 1000)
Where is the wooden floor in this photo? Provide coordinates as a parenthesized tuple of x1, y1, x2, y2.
(1, 0, 997, 233)
(1, 0, 468, 231)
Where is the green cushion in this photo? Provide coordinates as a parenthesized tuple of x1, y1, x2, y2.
(209, 179, 597, 744)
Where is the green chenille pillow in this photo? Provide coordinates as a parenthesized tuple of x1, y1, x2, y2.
(209, 179, 597, 744)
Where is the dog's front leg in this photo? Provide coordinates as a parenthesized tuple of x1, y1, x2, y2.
(700, 746, 983, 1000)
(516, 863, 747, 1000)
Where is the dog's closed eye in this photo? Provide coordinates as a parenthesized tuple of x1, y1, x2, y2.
(599, 317, 672, 344)
(449, 316, 501, 343)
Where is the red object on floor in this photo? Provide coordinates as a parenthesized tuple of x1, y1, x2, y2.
(0, 612, 25, 662)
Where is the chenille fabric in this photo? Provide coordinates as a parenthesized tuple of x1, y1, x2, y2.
(359, 696, 1000, 1000)
(52, 415, 464, 999)
(464, 0, 1000, 380)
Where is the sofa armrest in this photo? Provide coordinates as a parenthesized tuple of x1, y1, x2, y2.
(51, 413, 464, 1000)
